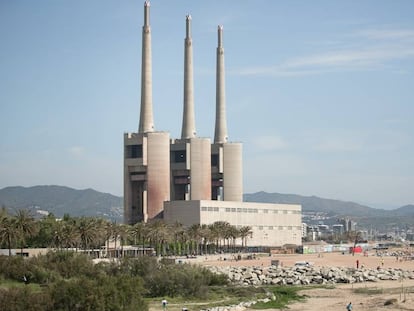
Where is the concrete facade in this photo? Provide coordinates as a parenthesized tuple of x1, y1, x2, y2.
(123, 2, 302, 248)
(164, 200, 302, 247)
(124, 132, 170, 223)
(170, 138, 211, 201)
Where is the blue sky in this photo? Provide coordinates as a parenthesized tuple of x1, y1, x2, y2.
(1, 0, 413, 209)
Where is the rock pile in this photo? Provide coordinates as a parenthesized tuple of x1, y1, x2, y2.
(207, 265, 414, 286)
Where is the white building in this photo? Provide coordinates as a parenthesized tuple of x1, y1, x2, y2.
(164, 200, 301, 247)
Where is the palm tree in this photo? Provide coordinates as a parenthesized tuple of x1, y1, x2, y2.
(170, 222, 186, 256)
(209, 221, 230, 253)
(0, 210, 17, 256)
(117, 224, 130, 257)
(186, 224, 202, 255)
(147, 220, 169, 256)
(77, 217, 98, 253)
(14, 209, 38, 255)
(239, 226, 253, 250)
(130, 221, 149, 256)
(199, 224, 212, 254)
(226, 225, 240, 253)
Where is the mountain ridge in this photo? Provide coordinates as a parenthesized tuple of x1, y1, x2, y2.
(1, 186, 413, 224)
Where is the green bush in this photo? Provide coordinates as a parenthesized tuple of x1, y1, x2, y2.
(33, 251, 98, 279)
(49, 275, 147, 311)
(144, 263, 228, 298)
(0, 286, 53, 311)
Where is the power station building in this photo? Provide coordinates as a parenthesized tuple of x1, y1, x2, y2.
(124, 1, 301, 247)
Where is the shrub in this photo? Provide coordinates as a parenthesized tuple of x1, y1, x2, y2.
(144, 263, 228, 298)
(0, 287, 53, 311)
(48, 275, 147, 311)
(31, 251, 99, 279)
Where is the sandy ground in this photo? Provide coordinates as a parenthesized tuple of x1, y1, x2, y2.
(195, 251, 414, 311)
(198, 251, 414, 270)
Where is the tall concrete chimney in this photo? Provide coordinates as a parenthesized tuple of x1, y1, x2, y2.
(138, 1, 154, 133)
(214, 25, 228, 143)
(181, 15, 196, 139)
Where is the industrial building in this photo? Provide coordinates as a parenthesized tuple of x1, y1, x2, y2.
(124, 1, 301, 247)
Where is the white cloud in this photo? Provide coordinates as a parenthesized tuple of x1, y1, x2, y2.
(68, 146, 85, 158)
(356, 29, 414, 40)
(313, 138, 363, 152)
(253, 135, 288, 151)
(233, 27, 414, 77)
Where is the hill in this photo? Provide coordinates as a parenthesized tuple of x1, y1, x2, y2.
(243, 191, 414, 228)
(1, 186, 413, 229)
(243, 191, 388, 217)
(0, 185, 123, 221)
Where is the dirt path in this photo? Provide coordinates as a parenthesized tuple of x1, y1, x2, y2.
(283, 279, 414, 311)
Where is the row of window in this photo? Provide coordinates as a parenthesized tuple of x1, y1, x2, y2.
(200, 206, 300, 214)
(257, 226, 302, 230)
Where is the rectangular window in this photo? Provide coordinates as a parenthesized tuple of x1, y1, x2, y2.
(225, 208, 231, 212)
(213, 207, 219, 212)
(211, 154, 219, 166)
(263, 209, 268, 213)
(259, 226, 263, 230)
(269, 226, 273, 230)
(201, 207, 207, 211)
(173, 150, 186, 163)
(127, 145, 142, 158)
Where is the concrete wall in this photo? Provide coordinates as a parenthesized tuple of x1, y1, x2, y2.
(164, 200, 302, 247)
(190, 138, 211, 200)
(223, 143, 242, 201)
(146, 132, 170, 220)
(124, 131, 170, 224)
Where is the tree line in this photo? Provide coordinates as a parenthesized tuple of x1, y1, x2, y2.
(0, 207, 253, 256)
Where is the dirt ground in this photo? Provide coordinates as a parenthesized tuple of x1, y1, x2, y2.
(198, 251, 414, 270)
(285, 279, 414, 311)
(195, 251, 414, 311)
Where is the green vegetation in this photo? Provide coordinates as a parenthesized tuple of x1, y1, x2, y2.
(0, 208, 254, 256)
(0, 208, 310, 310)
(0, 250, 318, 311)
(0, 251, 229, 311)
(251, 287, 306, 309)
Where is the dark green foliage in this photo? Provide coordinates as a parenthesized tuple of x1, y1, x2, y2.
(32, 251, 97, 279)
(49, 275, 147, 311)
(118, 256, 159, 277)
(112, 257, 228, 298)
(0, 286, 53, 311)
(143, 262, 228, 298)
(0, 252, 230, 310)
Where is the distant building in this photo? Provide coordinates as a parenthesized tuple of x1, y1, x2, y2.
(339, 217, 357, 232)
(332, 224, 344, 235)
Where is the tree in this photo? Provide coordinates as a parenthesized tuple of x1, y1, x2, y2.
(76, 217, 98, 253)
(14, 209, 38, 255)
(0, 210, 17, 256)
(130, 221, 149, 256)
(239, 226, 253, 250)
(186, 224, 202, 255)
(147, 220, 169, 256)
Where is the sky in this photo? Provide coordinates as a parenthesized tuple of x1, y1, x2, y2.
(1, 0, 413, 209)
